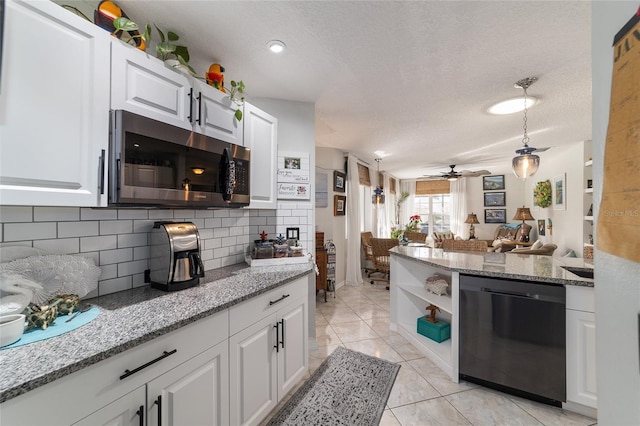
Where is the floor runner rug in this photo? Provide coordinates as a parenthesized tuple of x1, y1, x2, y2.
(267, 346, 401, 425)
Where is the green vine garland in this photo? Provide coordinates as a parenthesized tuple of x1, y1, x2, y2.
(534, 180, 552, 208)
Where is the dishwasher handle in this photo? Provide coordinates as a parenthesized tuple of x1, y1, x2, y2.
(479, 287, 564, 304)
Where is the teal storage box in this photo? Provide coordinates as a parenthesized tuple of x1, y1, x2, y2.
(417, 316, 450, 343)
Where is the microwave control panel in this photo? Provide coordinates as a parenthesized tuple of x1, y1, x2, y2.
(234, 160, 249, 195)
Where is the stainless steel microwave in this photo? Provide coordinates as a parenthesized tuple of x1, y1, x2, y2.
(109, 110, 250, 208)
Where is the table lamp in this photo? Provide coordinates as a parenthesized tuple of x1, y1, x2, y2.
(513, 206, 535, 242)
(464, 213, 480, 239)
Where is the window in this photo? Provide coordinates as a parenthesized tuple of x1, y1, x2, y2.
(415, 194, 451, 235)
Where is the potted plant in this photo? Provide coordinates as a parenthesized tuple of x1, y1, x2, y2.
(153, 24, 196, 76)
(112, 17, 150, 51)
(226, 80, 246, 121)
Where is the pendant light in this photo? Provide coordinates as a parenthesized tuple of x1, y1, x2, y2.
(372, 158, 385, 205)
(512, 77, 540, 179)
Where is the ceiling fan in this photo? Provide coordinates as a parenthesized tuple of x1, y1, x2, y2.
(423, 165, 491, 181)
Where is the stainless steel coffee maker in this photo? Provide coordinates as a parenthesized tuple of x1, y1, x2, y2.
(149, 221, 205, 291)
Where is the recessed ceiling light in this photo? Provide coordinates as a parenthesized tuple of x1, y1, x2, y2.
(488, 97, 538, 115)
(267, 40, 286, 53)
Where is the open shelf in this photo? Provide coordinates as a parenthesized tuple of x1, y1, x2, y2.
(396, 322, 453, 378)
(397, 282, 452, 313)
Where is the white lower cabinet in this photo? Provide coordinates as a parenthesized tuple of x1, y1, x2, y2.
(566, 285, 597, 412)
(73, 387, 146, 426)
(229, 291, 308, 426)
(147, 341, 229, 426)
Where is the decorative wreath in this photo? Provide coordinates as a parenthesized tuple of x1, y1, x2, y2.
(534, 180, 552, 208)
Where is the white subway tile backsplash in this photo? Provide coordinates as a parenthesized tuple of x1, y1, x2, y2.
(58, 221, 99, 238)
(100, 220, 133, 235)
(33, 238, 79, 254)
(0, 241, 32, 248)
(4, 222, 56, 241)
(0, 204, 314, 296)
(100, 248, 133, 265)
(117, 209, 149, 220)
(99, 264, 118, 280)
(117, 233, 148, 248)
(34, 207, 80, 222)
(81, 235, 117, 252)
(81, 208, 117, 220)
(99, 276, 132, 296)
(118, 259, 148, 277)
(148, 210, 174, 220)
(133, 246, 150, 260)
(0, 206, 33, 223)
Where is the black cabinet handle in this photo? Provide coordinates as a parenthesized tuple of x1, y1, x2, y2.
(136, 405, 144, 426)
(196, 92, 202, 125)
(98, 149, 105, 195)
(279, 319, 285, 349)
(274, 323, 279, 353)
(119, 349, 177, 380)
(269, 294, 290, 306)
(154, 395, 162, 426)
(187, 88, 194, 123)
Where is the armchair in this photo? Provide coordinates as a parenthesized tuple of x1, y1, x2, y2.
(431, 230, 459, 248)
(369, 238, 400, 290)
(403, 231, 427, 243)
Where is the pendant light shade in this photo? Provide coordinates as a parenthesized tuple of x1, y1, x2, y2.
(511, 77, 543, 180)
(512, 153, 540, 179)
(372, 158, 385, 205)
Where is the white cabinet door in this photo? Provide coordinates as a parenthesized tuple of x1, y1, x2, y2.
(0, 0, 110, 206)
(229, 314, 278, 426)
(566, 309, 597, 408)
(193, 80, 244, 145)
(73, 387, 145, 426)
(244, 103, 278, 209)
(277, 296, 308, 397)
(147, 341, 229, 426)
(111, 41, 192, 131)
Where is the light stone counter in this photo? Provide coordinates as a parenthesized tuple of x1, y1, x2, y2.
(390, 246, 594, 287)
(0, 262, 313, 403)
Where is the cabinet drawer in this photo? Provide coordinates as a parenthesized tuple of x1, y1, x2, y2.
(566, 285, 595, 313)
(0, 310, 228, 426)
(230, 277, 307, 336)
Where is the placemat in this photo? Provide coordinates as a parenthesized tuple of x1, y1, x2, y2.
(1, 306, 100, 350)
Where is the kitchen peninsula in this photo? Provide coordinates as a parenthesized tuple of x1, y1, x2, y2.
(389, 246, 596, 415)
(0, 263, 313, 425)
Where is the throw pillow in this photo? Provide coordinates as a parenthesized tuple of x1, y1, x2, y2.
(531, 240, 543, 250)
(492, 239, 503, 248)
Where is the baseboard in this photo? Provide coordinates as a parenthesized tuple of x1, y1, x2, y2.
(562, 401, 597, 420)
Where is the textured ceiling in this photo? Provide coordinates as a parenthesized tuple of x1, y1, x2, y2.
(115, 0, 592, 179)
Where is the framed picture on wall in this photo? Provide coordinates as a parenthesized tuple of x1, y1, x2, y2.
(334, 195, 346, 216)
(484, 209, 506, 224)
(538, 219, 546, 236)
(333, 171, 346, 192)
(484, 192, 506, 207)
(483, 175, 505, 191)
(553, 174, 566, 210)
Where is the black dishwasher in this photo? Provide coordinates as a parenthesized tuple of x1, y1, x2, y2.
(459, 274, 566, 406)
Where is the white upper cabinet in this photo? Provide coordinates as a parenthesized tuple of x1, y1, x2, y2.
(244, 103, 278, 209)
(111, 41, 192, 131)
(111, 43, 243, 145)
(0, 0, 111, 206)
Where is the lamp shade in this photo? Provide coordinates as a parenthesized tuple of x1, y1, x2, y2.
(512, 153, 540, 179)
(513, 206, 535, 221)
(464, 213, 479, 224)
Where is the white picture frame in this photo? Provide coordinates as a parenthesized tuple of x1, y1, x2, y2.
(553, 174, 566, 210)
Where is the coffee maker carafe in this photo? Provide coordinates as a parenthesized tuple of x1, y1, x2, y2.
(149, 222, 205, 291)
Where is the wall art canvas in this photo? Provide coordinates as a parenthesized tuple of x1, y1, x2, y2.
(484, 209, 506, 224)
(484, 192, 506, 207)
(553, 174, 566, 210)
(334, 195, 346, 216)
(483, 175, 505, 191)
(538, 219, 546, 236)
(315, 171, 328, 207)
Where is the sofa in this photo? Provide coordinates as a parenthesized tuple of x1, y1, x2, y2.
(509, 243, 557, 256)
(485, 223, 532, 252)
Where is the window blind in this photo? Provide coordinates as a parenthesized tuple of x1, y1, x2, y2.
(357, 163, 371, 186)
(415, 180, 450, 195)
(390, 178, 396, 194)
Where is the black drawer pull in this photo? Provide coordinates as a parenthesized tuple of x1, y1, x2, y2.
(154, 395, 162, 426)
(119, 349, 177, 380)
(269, 294, 290, 306)
(136, 405, 144, 426)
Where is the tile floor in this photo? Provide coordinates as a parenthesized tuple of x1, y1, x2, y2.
(269, 282, 597, 426)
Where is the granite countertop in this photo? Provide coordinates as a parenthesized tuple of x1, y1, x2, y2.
(0, 262, 313, 403)
(390, 246, 594, 287)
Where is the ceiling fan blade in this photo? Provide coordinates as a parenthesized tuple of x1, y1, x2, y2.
(534, 147, 551, 152)
(460, 169, 491, 177)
